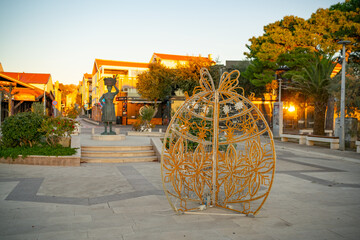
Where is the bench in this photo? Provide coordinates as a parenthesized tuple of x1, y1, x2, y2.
(306, 135, 339, 150)
(280, 134, 306, 145)
(356, 141, 360, 153)
(299, 129, 333, 136)
(299, 129, 313, 135)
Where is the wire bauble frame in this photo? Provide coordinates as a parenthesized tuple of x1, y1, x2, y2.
(161, 68, 276, 215)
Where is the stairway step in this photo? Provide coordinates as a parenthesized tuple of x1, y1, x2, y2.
(81, 150, 155, 157)
(81, 145, 153, 152)
(81, 156, 158, 163)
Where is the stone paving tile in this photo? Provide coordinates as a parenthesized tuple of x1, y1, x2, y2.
(0, 182, 18, 200)
(329, 226, 360, 240)
(0, 233, 39, 240)
(269, 228, 343, 240)
(38, 230, 88, 240)
(46, 214, 92, 225)
(302, 171, 360, 185)
(87, 226, 133, 239)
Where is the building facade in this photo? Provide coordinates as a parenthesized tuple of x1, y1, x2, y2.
(86, 53, 213, 125)
(81, 73, 92, 114)
(0, 72, 54, 118)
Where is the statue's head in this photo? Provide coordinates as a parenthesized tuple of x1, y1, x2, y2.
(106, 85, 113, 92)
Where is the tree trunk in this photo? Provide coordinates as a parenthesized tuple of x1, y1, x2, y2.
(325, 96, 334, 130)
(313, 101, 327, 135)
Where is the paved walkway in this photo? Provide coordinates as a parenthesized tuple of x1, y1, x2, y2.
(0, 119, 359, 239)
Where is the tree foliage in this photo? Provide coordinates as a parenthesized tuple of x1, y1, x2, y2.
(244, 1, 360, 86)
(137, 58, 213, 101)
(136, 63, 174, 101)
(174, 57, 213, 95)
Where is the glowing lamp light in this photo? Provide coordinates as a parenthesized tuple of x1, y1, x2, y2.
(288, 105, 295, 113)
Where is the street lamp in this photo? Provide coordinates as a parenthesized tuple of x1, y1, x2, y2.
(337, 40, 351, 151)
(273, 65, 290, 137)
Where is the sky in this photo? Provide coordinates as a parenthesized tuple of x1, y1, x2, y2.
(0, 0, 341, 85)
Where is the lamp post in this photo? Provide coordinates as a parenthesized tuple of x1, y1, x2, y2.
(337, 40, 351, 151)
(273, 65, 289, 137)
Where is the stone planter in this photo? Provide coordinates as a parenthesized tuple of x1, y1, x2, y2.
(0, 155, 80, 166)
(58, 136, 71, 147)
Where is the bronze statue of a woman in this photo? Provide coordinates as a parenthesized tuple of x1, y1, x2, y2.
(100, 77, 119, 135)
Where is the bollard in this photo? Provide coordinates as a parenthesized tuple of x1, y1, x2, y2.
(92, 128, 95, 135)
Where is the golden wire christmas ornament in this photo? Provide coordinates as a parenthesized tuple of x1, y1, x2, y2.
(161, 68, 276, 215)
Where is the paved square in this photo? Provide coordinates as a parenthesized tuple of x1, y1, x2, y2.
(0, 137, 359, 240)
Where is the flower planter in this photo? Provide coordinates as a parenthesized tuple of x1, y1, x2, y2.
(58, 136, 71, 147)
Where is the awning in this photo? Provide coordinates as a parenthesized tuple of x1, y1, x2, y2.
(129, 100, 161, 104)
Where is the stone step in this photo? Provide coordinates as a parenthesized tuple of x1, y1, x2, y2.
(81, 150, 155, 157)
(81, 145, 153, 152)
(81, 156, 158, 163)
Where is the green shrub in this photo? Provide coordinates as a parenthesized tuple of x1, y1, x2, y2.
(31, 102, 45, 115)
(0, 145, 77, 160)
(64, 106, 80, 119)
(1, 112, 44, 147)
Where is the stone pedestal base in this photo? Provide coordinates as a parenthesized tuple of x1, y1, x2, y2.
(91, 134, 126, 141)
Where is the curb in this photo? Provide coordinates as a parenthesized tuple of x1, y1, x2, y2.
(276, 142, 360, 164)
(83, 118, 100, 125)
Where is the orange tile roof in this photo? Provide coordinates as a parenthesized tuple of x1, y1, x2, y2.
(13, 88, 43, 100)
(83, 73, 92, 79)
(93, 59, 150, 75)
(95, 59, 149, 69)
(152, 53, 211, 61)
(1, 72, 50, 84)
(0, 72, 42, 90)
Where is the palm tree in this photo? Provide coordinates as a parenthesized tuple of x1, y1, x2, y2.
(291, 52, 336, 135)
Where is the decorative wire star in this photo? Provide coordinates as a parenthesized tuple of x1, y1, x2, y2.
(235, 101, 244, 110)
(223, 105, 230, 115)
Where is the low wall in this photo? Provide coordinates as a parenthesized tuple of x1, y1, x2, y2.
(0, 155, 80, 166)
(150, 137, 163, 162)
(127, 131, 165, 137)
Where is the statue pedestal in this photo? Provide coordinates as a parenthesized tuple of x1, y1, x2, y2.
(91, 134, 126, 141)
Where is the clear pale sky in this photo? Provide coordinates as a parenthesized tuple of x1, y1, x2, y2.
(0, 0, 341, 85)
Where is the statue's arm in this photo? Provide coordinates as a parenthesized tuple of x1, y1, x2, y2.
(114, 85, 120, 95)
(99, 94, 105, 105)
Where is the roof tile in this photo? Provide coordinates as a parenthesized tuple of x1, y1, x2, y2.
(1, 72, 50, 84)
(95, 59, 149, 69)
(153, 53, 211, 61)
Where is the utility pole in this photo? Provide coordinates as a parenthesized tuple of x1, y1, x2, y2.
(337, 40, 351, 151)
(0, 92, 2, 128)
(43, 84, 46, 115)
